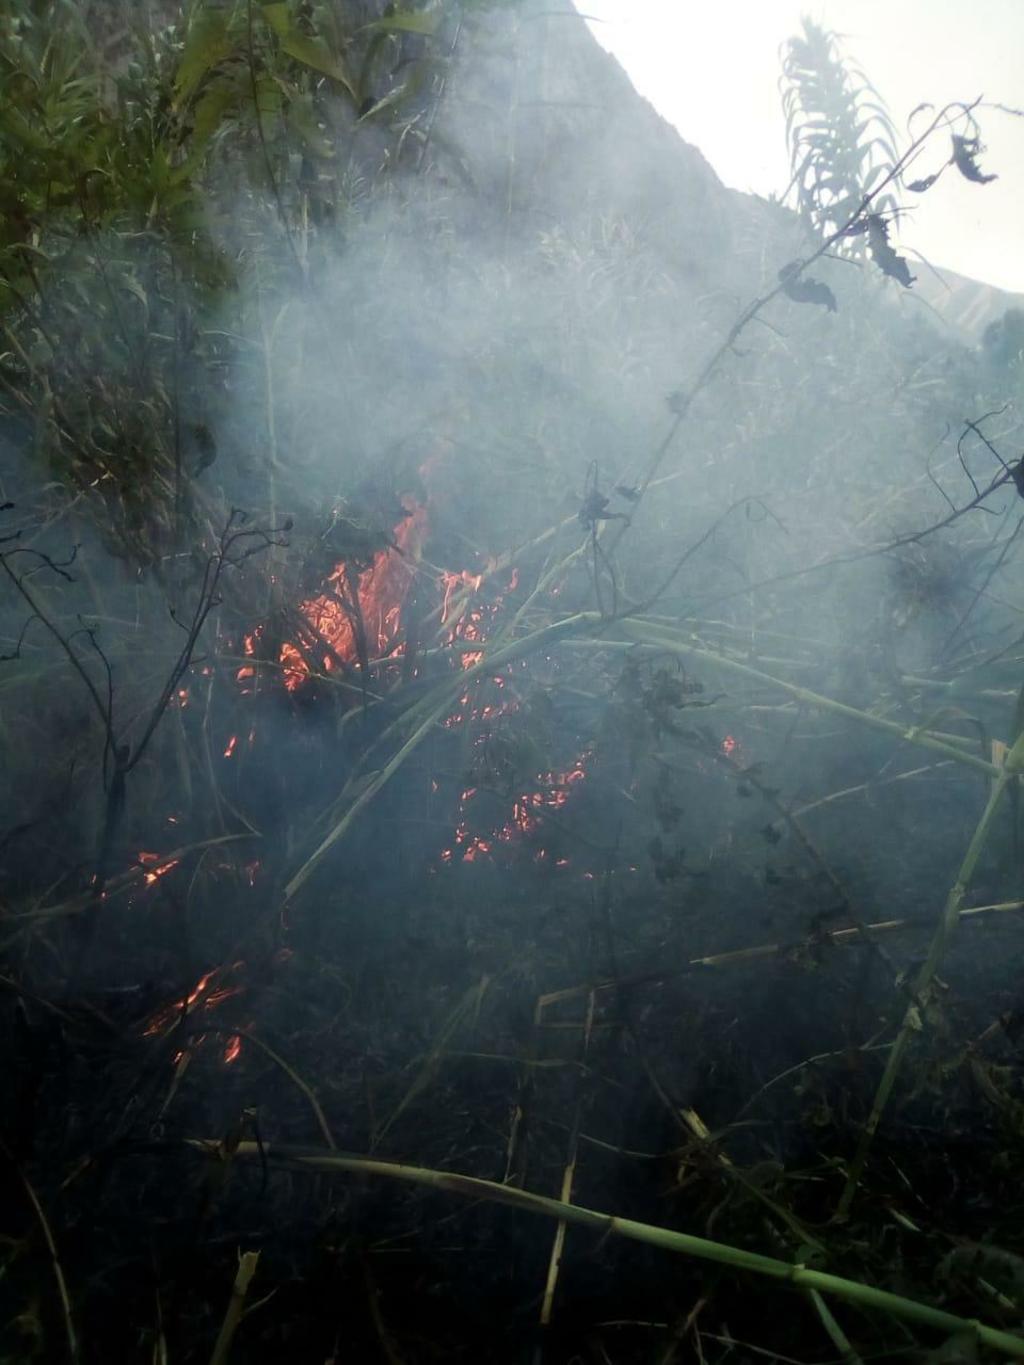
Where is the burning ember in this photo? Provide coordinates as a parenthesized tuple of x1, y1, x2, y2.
(138, 850, 181, 885)
(142, 962, 245, 1039)
(441, 752, 590, 866)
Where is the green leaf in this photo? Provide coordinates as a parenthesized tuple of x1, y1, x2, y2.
(260, 1, 290, 34)
(188, 67, 247, 160)
(121, 272, 149, 315)
(361, 9, 441, 37)
(261, 4, 357, 100)
(288, 90, 334, 158)
(174, 8, 236, 107)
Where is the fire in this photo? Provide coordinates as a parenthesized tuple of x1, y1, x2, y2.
(440, 568, 509, 671)
(237, 628, 258, 689)
(441, 752, 590, 865)
(138, 850, 181, 886)
(280, 503, 428, 692)
(441, 568, 483, 622)
(226, 499, 593, 877)
(141, 963, 245, 1038)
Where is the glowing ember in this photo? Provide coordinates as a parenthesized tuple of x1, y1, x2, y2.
(237, 627, 259, 689)
(138, 851, 181, 886)
(721, 734, 738, 757)
(442, 751, 591, 865)
(223, 1035, 243, 1065)
(142, 964, 245, 1039)
(223, 735, 237, 758)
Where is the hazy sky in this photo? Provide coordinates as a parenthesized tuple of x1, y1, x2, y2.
(576, 1, 1024, 294)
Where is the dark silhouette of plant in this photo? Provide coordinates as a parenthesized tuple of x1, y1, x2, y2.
(780, 17, 900, 256)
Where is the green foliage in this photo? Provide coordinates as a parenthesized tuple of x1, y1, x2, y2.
(0, 0, 462, 561)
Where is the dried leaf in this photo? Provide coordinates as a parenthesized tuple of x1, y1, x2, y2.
(950, 134, 997, 184)
(906, 172, 941, 193)
(778, 261, 837, 312)
(866, 215, 914, 287)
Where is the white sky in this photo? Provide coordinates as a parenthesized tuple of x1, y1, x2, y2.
(576, 1, 1024, 293)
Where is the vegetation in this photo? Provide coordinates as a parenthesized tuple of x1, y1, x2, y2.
(2, 2, 1024, 1363)
(780, 17, 901, 255)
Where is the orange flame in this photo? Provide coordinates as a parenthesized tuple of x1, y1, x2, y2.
(142, 963, 245, 1039)
(442, 752, 590, 866)
(138, 851, 181, 886)
(281, 503, 428, 691)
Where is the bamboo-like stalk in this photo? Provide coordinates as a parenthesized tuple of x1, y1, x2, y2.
(501, 899, 1024, 1017)
(808, 1287, 864, 1365)
(3, 834, 257, 928)
(538, 988, 595, 1328)
(284, 612, 597, 900)
(283, 689, 456, 902)
(614, 621, 1000, 778)
(207, 1250, 260, 1365)
(203, 1027, 335, 1149)
(288, 605, 1005, 903)
(11, 1157, 79, 1365)
(183, 1139, 1024, 1359)
(835, 732, 1024, 1218)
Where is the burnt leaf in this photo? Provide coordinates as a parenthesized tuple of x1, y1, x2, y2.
(578, 489, 609, 526)
(778, 261, 837, 312)
(189, 422, 217, 475)
(579, 465, 628, 530)
(906, 171, 941, 193)
(866, 215, 915, 287)
(951, 134, 997, 184)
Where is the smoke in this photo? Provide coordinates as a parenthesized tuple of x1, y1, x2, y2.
(3, 10, 1024, 1355)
